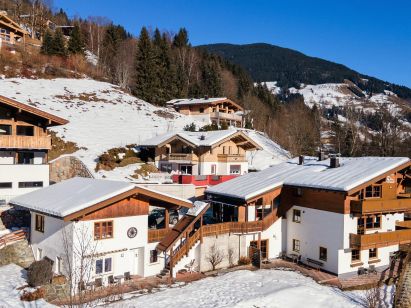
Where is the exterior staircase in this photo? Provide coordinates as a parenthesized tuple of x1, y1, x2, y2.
(395, 247, 411, 307)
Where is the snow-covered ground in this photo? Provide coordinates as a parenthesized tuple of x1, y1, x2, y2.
(108, 269, 393, 308)
(0, 78, 289, 180)
(0, 264, 55, 308)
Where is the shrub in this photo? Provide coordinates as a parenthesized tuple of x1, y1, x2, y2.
(133, 163, 159, 178)
(20, 288, 46, 301)
(238, 256, 251, 266)
(27, 259, 53, 287)
(118, 156, 141, 167)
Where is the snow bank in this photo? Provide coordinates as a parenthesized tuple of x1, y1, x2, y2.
(0, 263, 55, 307)
(109, 269, 386, 308)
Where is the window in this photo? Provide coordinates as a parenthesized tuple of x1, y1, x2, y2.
(0, 124, 11, 135)
(199, 107, 204, 113)
(296, 187, 303, 197)
(56, 257, 62, 274)
(211, 164, 216, 174)
(150, 250, 158, 263)
(292, 239, 300, 253)
(292, 209, 301, 223)
(95, 257, 112, 274)
(351, 249, 360, 262)
(180, 165, 192, 175)
(35, 214, 44, 232)
(16, 125, 34, 136)
(250, 240, 269, 259)
(94, 221, 113, 240)
(369, 248, 378, 259)
(364, 185, 382, 198)
(19, 181, 43, 188)
(160, 163, 172, 173)
(37, 248, 43, 260)
(319, 247, 327, 261)
(230, 165, 241, 174)
(18, 152, 34, 164)
(363, 215, 381, 230)
(0, 182, 12, 189)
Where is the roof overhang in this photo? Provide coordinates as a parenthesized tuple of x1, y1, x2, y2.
(211, 131, 262, 151)
(0, 95, 69, 126)
(0, 14, 28, 35)
(63, 186, 192, 221)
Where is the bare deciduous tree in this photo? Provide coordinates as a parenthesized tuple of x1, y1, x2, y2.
(206, 243, 225, 271)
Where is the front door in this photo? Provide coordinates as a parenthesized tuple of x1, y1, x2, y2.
(130, 248, 144, 277)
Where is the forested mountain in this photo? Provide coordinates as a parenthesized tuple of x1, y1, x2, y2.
(198, 43, 411, 99)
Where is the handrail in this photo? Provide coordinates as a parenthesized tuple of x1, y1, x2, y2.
(0, 229, 27, 249)
(394, 248, 411, 307)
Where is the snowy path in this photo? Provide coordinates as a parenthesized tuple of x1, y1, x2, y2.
(109, 269, 387, 308)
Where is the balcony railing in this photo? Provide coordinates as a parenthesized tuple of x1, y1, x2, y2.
(210, 111, 243, 122)
(350, 229, 411, 249)
(217, 154, 247, 163)
(0, 135, 51, 150)
(163, 153, 198, 161)
(350, 198, 411, 215)
(148, 228, 170, 243)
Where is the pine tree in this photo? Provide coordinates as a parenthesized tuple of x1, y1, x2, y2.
(67, 24, 85, 54)
(173, 28, 189, 48)
(133, 27, 157, 103)
(40, 30, 54, 55)
(51, 28, 67, 57)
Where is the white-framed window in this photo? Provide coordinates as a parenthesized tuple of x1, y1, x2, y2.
(230, 165, 241, 174)
(292, 239, 300, 253)
(211, 164, 217, 174)
(37, 248, 43, 260)
(150, 250, 158, 263)
(180, 165, 192, 175)
(56, 257, 62, 274)
(95, 257, 112, 274)
(292, 209, 301, 223)
(160, 163, 172, 173)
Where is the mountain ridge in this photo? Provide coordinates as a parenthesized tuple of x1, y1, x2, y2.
(197, 43, 411, 100)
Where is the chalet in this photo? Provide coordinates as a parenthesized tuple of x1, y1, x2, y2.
(166, 97, 245, 127)
(9, 177, 194, 289)
(0, 95, 68, 204)
(0, 11, 28, 45)
(141, 129, 262, 185)
(205, 155, 411, 277)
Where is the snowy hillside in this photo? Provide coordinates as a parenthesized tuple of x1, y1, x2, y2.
(0, 78, 289, 180)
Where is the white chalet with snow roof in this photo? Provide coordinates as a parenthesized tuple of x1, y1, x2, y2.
(205, 155, 411, 277)
(10, 177, 193, 289)
(141, 129, 261, 185)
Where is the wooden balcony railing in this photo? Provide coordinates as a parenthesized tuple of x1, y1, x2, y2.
(217, 154, 247, 163)
(148, 228, 169, 243)
(164, 153, 198, 161)
(351, 198, 411, 215)
(350, 229, 411, 249)
(0, 135, 51, 150)
(210, 111, 243, 122)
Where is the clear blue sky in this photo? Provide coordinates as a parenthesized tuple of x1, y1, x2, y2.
(54, 0, 411, 87)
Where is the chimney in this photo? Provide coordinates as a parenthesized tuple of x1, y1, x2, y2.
(330, 154, 340, 168)
(200, 135, 206, 140)
(204, 95, 209, 100)
(298, 155, 304, 165)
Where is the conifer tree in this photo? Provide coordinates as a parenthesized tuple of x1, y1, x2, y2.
(67, 24, 85, 55)
(40, 30, 54, 55)
(133, 27, 157, 103)
(51, 28, 67, 57)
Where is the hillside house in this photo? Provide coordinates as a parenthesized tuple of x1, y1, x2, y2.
(0, 95, 68, 204)
(205, 155, 411, 277)
(166, 97, 245, 127)
(141, 129, 262, 185)
(9, 177, 193, 289)
(0, 11, 28, 46)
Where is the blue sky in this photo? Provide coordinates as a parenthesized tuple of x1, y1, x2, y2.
(54, 0, 411, 87)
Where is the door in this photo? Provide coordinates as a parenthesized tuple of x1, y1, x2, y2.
(130, 248, 144, 277)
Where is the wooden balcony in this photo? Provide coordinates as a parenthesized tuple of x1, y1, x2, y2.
(148, 228, 169, 243)
(217, 154, 247, 163)
(0, 135, 51, 150)
(351, 198, 411, 215)
(210, 111, 243, 123)
(350, 229, 411, 249)
(163, 153, 198, 162)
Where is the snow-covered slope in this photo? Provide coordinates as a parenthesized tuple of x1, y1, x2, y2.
(0, 78, 289, 180)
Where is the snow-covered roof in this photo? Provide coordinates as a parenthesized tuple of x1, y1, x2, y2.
(206, 157, 410, 200)
(10, 177, 135, 218)
(166, 97, 227, 106)
(141, 129, 258, 148)
(10, 177, 193, 218)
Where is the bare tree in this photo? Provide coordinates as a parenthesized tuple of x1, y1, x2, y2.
(113, 38, 136, 91)
(206, 243, 225, 271)
(227, 246, 235, 268)
(61, 223, 98, 308)
(360, 282, 388, 308)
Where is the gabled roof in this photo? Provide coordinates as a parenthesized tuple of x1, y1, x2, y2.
(206, 157, 411, 200)
(166, 97, 243, 110)
(10, 177, 192, 220)
(0, 12, 28, 35)
(141, 129, 262, 150)
(0, 95, 68, 126)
